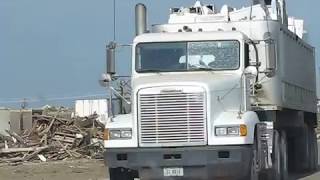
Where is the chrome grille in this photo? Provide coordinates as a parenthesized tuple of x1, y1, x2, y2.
(138, 87, 206, 147)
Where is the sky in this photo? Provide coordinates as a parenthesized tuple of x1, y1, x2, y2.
(0, 0, 319, 108)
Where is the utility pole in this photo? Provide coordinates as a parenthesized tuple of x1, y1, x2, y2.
(20, 98, 28, 132)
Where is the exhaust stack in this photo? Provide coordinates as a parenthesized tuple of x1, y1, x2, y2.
(106, 42, 116, 75)
(135, 3, 147, 36)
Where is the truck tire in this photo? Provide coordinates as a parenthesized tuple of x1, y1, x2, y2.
(109, 168, 138, 180)
(249, 140, 259, 180)
(247, 134, 268, 180)
(294, 124, 310, 171)
(313, 129, 319, 170)
(272, 130, 281, 180)
(299, 124, 318, 171)
(280, 131, 288, 180)
(308, 127, 318, 171)
(313, 128, 319, 170)
(289, 124, 316, 172)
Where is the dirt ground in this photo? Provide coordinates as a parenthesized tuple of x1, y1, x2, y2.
(0, 159, 108, 180)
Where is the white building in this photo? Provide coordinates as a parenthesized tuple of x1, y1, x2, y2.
(0, 108, 10, 135)
(75, 99, 108, 124)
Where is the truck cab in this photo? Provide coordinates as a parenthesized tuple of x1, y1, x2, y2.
(132, 31, 257, 147)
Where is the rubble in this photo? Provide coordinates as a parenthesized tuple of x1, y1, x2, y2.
(0, 113, 105, 164)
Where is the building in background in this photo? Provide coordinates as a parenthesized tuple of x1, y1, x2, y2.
(0, 108, 32, 135)
(0, 108, 10, 135)
(75, 99, 108, 124)
(10, 109, 32, 134)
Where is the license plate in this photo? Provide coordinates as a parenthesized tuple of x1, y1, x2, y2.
(163, 167, 184, 177)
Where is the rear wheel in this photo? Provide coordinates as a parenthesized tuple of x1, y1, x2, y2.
(272, 130, 281, 180)
(280, 131, 288, 180)
(293, 124, 310, 171)
(313, 129, 319, 169)
(308, 126, 318, 171)
(271, 130, 288, 180)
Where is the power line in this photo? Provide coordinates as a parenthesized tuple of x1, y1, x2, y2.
(0, 93, 108, 104)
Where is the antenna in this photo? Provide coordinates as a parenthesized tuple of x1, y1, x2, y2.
(253, 0, 271, 5)
(113, 0, 116, 41)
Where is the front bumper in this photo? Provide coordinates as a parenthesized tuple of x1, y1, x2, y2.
(104, 145, 253, 180)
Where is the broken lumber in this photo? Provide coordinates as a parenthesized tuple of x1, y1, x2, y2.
(0, 146, 49, 154)
(24, 146, 49, 161)
(0, 111, 105, 164)
(5, 130, 27, 146)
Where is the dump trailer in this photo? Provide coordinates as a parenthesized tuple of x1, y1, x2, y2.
(103, 0, 318, 180)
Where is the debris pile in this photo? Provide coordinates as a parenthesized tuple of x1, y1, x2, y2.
(0, 114, 105, 164)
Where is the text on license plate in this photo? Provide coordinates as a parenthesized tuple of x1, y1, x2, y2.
(163, 167, 184, 177)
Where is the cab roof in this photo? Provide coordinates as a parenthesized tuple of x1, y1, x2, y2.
(134, 31, 246, 44)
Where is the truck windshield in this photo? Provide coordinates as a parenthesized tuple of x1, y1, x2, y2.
(135, 41, 240, 72)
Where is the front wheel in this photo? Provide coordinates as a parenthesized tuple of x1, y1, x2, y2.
(249, 143, 259, 180)
(248, 136, 267, 180)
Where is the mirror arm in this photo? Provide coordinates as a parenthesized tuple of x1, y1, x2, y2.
(246, 39, 260, 67)
(246, 39, 261, 83)
(110, 87, 131, 105)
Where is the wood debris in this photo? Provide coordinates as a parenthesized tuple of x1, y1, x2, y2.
(0, 113, 105, 164)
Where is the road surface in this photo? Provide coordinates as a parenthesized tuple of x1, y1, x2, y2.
(0, 141, 319, 180)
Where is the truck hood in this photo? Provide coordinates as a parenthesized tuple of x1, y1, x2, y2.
(132, 72, 242, 92)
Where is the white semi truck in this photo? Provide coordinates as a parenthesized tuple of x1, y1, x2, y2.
(103, 0, 318, 180)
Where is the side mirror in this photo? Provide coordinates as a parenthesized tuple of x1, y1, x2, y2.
(98, 73, 112, 87)
(107, 42, 116, 75)
(244, 66, 258, 80)
(264, 34, 276, 77)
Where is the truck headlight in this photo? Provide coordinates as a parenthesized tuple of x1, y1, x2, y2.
(109, 129, 132, 139)
(215, 125, 247, 136)
(215, 127, 227, 136)
(227, 127, 239, 135)
(109, 130, 121, 139)
(120, 130, 132, 138)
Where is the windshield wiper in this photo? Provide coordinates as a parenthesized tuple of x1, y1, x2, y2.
(137, 69, 161, 73)
(191, 67, 215, 71)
